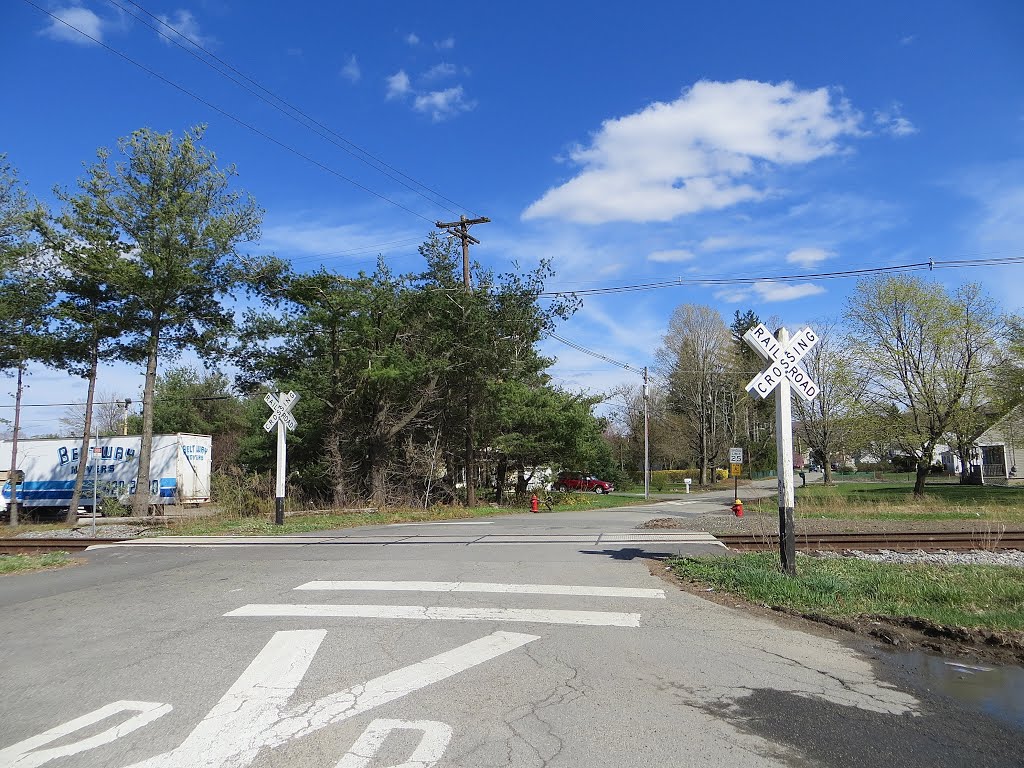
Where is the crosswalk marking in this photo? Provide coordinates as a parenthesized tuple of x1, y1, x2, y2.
(294, 580, 665, 599)
(225, 604, 642, 627)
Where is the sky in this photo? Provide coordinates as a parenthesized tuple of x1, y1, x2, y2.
(2, 0, 1024, 435)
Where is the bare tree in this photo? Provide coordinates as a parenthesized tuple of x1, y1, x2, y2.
(845, 276, 998, 496)
(60, 393, 131, 437)
(659, 304, 734, 485)
(792, 322, 867, 485)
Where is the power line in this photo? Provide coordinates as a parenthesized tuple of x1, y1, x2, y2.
(539, 255, 1024, 297)
(22, 0, 438, 226)
(548, 333, 641, 374)
(0, 396, 234, 409)
(114, 0, 477, 219)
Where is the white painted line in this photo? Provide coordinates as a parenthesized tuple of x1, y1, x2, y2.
(295, 580, 665, 599)
(387, 521, 494, 527)
(126, 630, 326, 768)
(126, 630, 535, 768)
(226, 603, 641, 627)
(0, 701, 171, 768)
(335, 719, 452, 768)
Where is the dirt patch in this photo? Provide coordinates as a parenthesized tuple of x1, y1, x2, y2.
(647, 558, 1024, 666)
(638, 512, 1024, 537)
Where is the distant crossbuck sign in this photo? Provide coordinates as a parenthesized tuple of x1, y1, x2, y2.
(263, 391, 300, 433)
(742, 324, 820, 401)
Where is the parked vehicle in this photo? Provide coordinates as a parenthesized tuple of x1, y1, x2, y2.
(553, 471, 615, 494)
(0, 434, 212, 516)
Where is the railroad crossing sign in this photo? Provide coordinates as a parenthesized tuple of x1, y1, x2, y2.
(264, 391, 300, 525)
(263, 391, 299, 433)
(743, 323, 820, 402)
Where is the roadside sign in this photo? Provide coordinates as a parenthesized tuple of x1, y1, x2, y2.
(742, 323, 820, 402)
(264, 391, 300, 525)
(730, 463, 742, 478)
(729, 447, 743, 464)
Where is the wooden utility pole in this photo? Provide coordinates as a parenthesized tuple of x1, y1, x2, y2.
(435, 215, 490, 506)
(435, 215, 490, 289)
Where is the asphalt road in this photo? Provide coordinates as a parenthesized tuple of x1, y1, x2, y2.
(1, 499, 1021, 767)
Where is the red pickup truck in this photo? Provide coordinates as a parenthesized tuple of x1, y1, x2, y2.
(554, 472, 615, 494)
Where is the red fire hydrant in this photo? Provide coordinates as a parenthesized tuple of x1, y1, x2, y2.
(530, 494, 539, 513)
(731, 498, 744, 517)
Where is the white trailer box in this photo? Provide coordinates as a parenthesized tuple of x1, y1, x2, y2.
(0, 434, 212, 512)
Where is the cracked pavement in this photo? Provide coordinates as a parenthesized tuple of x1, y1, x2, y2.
(1, 507, 1021, 767)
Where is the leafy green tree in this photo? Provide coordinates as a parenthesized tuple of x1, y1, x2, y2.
(37, 183, 133, 521)
(0, 157, 53, 525)
(75, 126, 264, 515)
(142, 367, 250, 471)
(845, 276, 998, 496)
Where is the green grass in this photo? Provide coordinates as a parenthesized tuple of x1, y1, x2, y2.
(745, 481, 1024, 523)
(670, 552, 1024, 631)
(156, 493, 652, 536)
(0, 551, 74, 575)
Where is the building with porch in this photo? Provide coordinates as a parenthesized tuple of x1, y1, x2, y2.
(974, 405, 1024, 483)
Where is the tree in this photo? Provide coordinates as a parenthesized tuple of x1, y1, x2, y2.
(791, 322, 866, 485)
(60, 393, 131, 437)
(659, 304, 735, 485)
(76, 127, 263, 515)
(40, 181, 133, 522)
(141, 367, 250, 472)
(845, 276, 998, 496)
(0, 156, 53, 525)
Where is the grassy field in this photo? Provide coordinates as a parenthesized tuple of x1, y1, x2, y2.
(670, 552, 1024, 631)
(745, 481, 1024, 523)
(0, 551, 74, 576)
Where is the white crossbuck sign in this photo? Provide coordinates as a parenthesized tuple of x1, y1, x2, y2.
(263, 391, 299, 433)
(743, 324, 820, 401)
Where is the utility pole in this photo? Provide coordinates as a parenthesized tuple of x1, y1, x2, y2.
(643, 366, 650, 500)
(435, 215, 490, 507)
(435, 215, 490, 289)
(7, 364, 24, 526)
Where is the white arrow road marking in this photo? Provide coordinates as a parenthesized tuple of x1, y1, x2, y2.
(226, 604, 642, 627)
(334, 719, 452, 768)
(124, 630, 536, 768)
(0, 701, 171, 768)
(294, 580, 665, 599)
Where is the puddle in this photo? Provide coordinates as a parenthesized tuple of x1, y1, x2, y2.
(888, 650, 1024, 729)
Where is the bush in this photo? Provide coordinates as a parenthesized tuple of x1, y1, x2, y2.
(715, 468, 729, 482)
(651, 469, 699, 486)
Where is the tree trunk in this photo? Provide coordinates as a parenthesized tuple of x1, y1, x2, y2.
(132, 339, 159, 517)
(823, 462, 833, 486)
(7, 363, 24, 526)
(913, 461, 929, 497)
(494, 456, 507, 505)
(464, 391, 476, 507)
(67, 346, 99, 523)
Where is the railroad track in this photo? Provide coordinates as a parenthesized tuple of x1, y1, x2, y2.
(3, 530, 1024, 556)
(0, 538, 117, 555)
(717, 530, 1024, 552)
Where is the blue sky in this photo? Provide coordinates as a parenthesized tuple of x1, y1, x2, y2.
(3, 1, 1024, 434)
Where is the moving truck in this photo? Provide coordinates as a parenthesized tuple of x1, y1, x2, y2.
(0, 434, 212, 515)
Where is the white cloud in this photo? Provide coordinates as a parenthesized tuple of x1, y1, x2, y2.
(413, 86, 474, 121)
(900, 34, 916, 45)
(156, 10, 211, 47)
(405, 32, 420, 45)
(386, 70, 411, 100)
(340, 55, 361, 83)
(434, 37, 455, 50)
(714, 288, 752, 304)
(785, 247, 832, 267)
(523, 79, 863, 225)
(874, 103, 917, 137)
(753, 281, 826, 302)
(422, 62, 457, 81)
(40, 6, 104, 45)
(647, 249, 695, 263)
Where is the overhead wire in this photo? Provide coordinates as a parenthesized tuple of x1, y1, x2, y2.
(113, 0, 477, 219)
(538, 255, 1024, 298)
(22, 0, 439, 226)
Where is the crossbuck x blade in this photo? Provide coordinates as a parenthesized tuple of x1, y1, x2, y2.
(742, 324, 820, 402)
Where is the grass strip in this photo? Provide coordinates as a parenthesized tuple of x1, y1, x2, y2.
(744, 481, 1024, 523)
(156, 493, 652, 536)
(0, 551, 73, 576)
(669, 553, 1024, 631)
